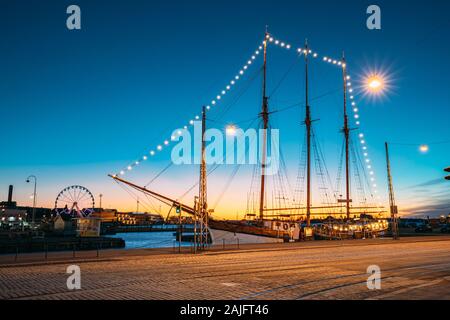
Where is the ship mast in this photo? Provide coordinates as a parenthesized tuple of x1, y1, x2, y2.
(304, 40, 312, 227)
(198, 106, 209, 248)
(342, 54, 351, 220)
(259, 30, 269, 221)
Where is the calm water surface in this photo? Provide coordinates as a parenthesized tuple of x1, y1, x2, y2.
(111, 231, 192, 249)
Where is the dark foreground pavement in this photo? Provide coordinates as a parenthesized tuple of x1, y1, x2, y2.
(1, 236, 450, 300)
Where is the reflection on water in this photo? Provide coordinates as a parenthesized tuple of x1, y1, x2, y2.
(111, 232, 191, 249)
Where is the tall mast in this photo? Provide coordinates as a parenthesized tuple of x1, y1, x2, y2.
(342, 54, 351, 220)
(198, 106, 208, 248)
(259, 30, 269, 221)
(385, 142, 399, 240)
(304, 40, 312, 227)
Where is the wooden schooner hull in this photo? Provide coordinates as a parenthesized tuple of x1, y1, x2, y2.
(208, 218, 297, 245)
(209, 219, 287, 238)
(208, 228, 285, 245)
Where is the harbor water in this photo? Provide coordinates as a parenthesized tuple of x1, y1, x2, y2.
(111, 231, 192, 249)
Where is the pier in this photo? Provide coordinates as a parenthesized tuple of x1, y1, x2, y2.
(0, 236, 125, 254)
(1, 236, 450, 300)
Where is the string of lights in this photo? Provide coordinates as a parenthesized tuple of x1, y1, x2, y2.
(268, 33, 380, 202)
(114, 40, 266, 177)
(114, 32, 381, 203)
(345, 70, 380, 202)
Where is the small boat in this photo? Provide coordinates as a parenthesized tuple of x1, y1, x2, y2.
(313, 219, 389, 240)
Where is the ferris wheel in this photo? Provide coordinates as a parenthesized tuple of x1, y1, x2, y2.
(54, 185, 95, 218)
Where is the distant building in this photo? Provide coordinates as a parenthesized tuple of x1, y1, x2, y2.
(0, 208, 28, 230)
(77, 218, 101, 237)
(116, 212, 164, 225)
(166, 215, 193, 225)
(0, 185, 17, 208)
(116, 212, 137, 225)
(133, 212, 164, 224)
(53, 215, 76, 236)
(90, 209, 118, 234)
(0, 185, 27, 230)
(90, 209, 117, 223)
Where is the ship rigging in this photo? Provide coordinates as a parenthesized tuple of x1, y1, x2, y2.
(110, 31, 388, 245)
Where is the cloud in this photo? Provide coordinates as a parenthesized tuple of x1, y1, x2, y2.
(402, 200, 450, 218)
(399, 178, 450, 217)
(407, 178, 447, 189)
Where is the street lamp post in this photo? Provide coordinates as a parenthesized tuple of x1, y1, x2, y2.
(26, 175, 37, 226)
(99, 194, 103, 209)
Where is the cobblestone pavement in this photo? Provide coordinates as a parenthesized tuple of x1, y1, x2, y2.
(1, 237, 450, 300)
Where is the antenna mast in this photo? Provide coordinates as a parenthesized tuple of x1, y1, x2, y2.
(259, 30, 269, 221)
(385, 142, 399, 240)
(198, 106, 209, 248)
(304, 40, 312, 227)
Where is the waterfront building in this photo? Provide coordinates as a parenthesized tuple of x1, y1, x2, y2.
(0, 208, 28, 230)
(53, 215, 76, 235)
(116, 212, 164, 225)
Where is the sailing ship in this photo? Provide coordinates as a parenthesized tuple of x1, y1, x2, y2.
(110, 32, 389, 246)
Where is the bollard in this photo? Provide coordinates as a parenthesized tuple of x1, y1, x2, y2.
(15, 245, 18, 262)
(96, 244, 99, 258)
(223, 239, 225, 250)
(237, 238, 240, 249)
(45, 243, 48, 261)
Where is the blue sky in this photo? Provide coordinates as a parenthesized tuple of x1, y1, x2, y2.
(1, 0, 449, 217)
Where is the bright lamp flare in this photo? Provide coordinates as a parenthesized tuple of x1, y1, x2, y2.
(419, 145, 429, 153)
(359, 65, 395, 103)
(226, 125, 237, 136)
(367, 75, 384, 93)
